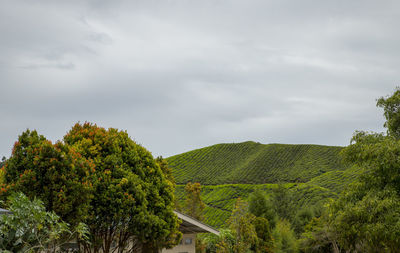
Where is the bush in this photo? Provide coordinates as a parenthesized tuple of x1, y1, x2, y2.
(0, 192, 88, 252)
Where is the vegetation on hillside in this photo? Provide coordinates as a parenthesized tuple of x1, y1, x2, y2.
(193, 87, 400, 252)
(1, 87, 399, 252)
(172, 88, 400, 252)
(300, 88, 400, 252)
(175, 182, 338, 228)
(168, 134, 361, 230)
(168, 142, 345, 185)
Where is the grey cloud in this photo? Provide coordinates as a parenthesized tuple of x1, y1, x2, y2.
(0, 0, 398, 157)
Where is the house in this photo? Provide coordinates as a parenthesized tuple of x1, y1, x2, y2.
(162, 211, 219, 253)
(62, 210, 219, 252)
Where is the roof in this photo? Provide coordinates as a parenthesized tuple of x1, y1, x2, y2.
(0, 208, 11, 214)
(174, 211, 219, 236)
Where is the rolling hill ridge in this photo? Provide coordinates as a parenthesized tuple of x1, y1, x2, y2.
(167, 141, 345, 185)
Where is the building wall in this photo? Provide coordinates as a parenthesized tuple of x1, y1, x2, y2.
(162, 233, 196, 253)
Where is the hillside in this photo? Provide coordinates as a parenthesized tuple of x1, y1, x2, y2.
(167, 141, 345, 185)
(167, 141, 360, 228)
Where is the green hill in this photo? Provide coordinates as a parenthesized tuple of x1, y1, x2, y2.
(167, 141, 360, 228)
(167, 141, 345, 185)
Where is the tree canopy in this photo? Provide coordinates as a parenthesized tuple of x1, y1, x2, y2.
(301, 88, 400, 252)
(1, 122, 180, 253)
(377, 87, 400, 139)
(183, 182, 205, 221)
(1, 129, 94, 226)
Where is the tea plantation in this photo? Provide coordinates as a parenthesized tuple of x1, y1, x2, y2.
(167, 141, 360, 228)
(167, 141, 345, 184)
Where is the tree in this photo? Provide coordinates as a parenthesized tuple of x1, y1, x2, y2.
(271, 184, 296, 222)
(299, 212, 340, 253)
(203, 198, 273, 253)
(227, 198, 258, 253)
(331, 186, 400, 252)
(377, 87, 400, 139)
(252, 217, 274, 253)
(63, 122, 180, 253)
(1, 129, 94, 227)
(1, 123, 181, 253)
(332, 132, 400, 251)
(309, 88, 400, 252)
(0, 192, 89, 253)
(292, 207, 314, 236)
(184, 182, 205, 221)
(272, 219, 298, 253)
(200, 229, 235, 253)
(248, 190, 276, 228)
(156, 156, 175, 185)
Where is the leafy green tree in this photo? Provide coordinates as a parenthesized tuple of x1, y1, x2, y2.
(333, 118, 400, 250)
(252, 217, 274, 253)
(272, 219, 298, 253)
(64, 122, 180, 253)
(292, 207, 314, 236)
(200, 229, 235, 253)
(1, 123, 181, 253)
(183, 182, 206, 253)
(156, 156, 175, 185)
(377, 87, 400, 139)
(184, 182, 205, 221)
(309, 88, 400, 252)
(203, 198, 273, 253)
(1, 129, 94, 227)
(299, 212, 340, 253)
(331, 186, 400, 252)
(227, 198, 258, 253)
(248, 190, 276, 228)
(271, 184, 296, 222)
(0, 192, 89, 253)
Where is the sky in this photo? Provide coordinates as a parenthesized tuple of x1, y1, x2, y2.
(0, 0, 399, 158)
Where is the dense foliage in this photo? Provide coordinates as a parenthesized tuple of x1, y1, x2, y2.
(64, 123, 180, 252)
(199, 198, 274, 253)
(0, 192, 88, 253)
(1, 122, 180, 253)
(1, 129, 94, 226)
(175, 182, 340, 228)
(184, 182, 206, 221)
(300, 88, 400, 252)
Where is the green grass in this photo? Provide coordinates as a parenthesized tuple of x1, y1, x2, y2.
(167, 141, 345, 185)
(169, 141, 360, 228)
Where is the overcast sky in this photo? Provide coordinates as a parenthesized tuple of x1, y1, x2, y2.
(1, 0, 399, 158)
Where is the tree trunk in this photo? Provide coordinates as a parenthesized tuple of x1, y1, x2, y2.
(332, 241, 340, 253)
